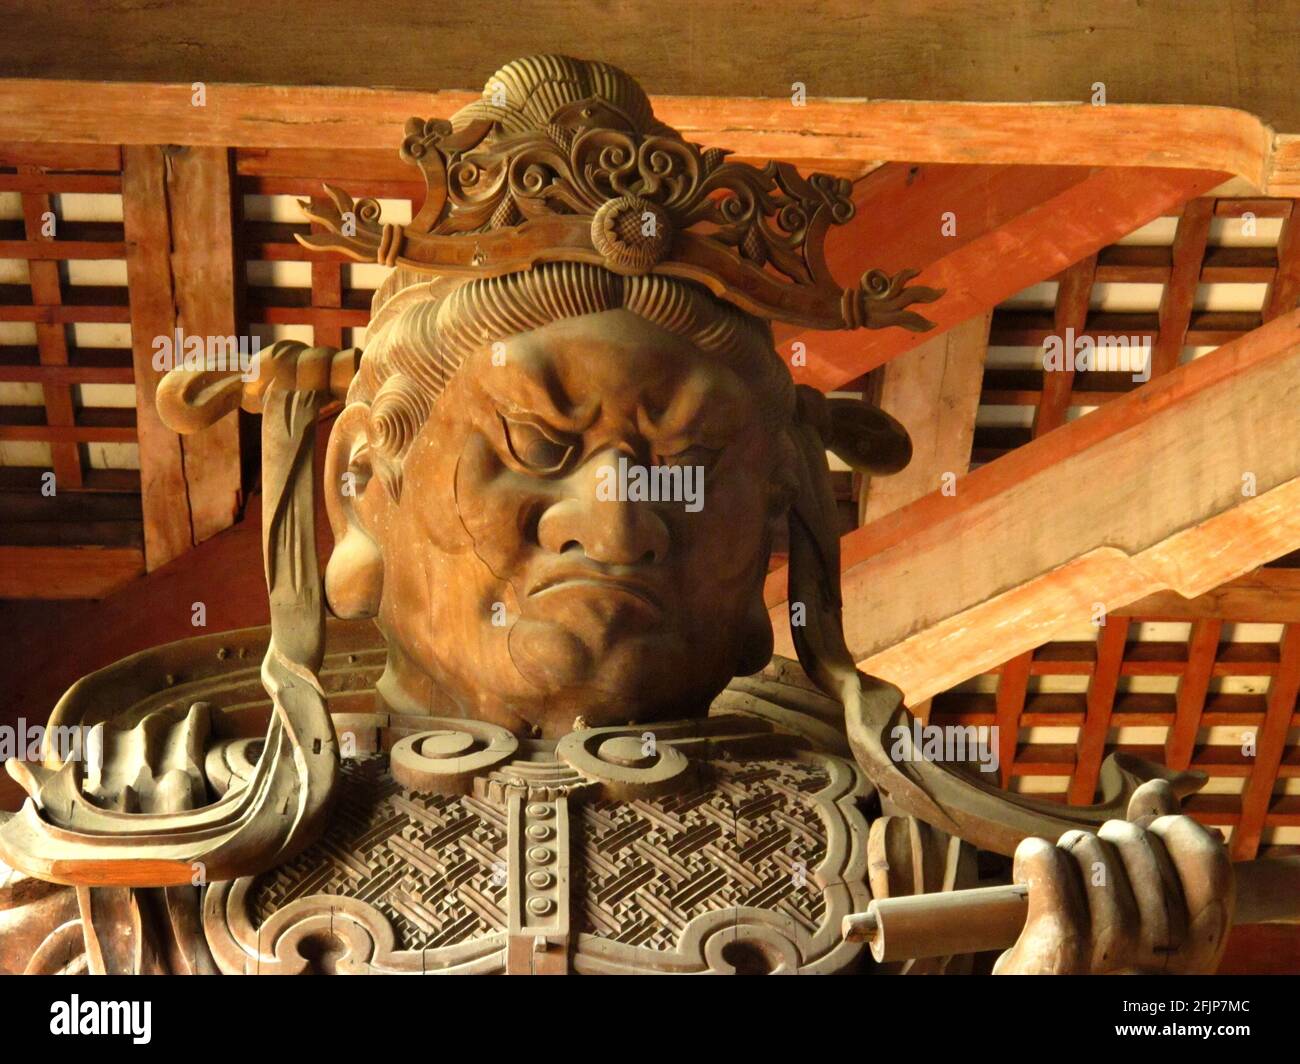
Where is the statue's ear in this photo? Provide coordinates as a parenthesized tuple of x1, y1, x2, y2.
(323, 404, 387, 619)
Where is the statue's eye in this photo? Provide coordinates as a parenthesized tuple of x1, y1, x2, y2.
(657, 444, 721, 471)
(500, 415, 576, 474)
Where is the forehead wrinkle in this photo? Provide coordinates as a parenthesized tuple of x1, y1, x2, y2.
(481, 349, 597, 431)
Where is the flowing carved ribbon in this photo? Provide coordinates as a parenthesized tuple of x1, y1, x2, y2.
(0, 343, 357, 886)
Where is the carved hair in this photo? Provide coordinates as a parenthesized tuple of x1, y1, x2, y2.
(348, 263, 797, 476)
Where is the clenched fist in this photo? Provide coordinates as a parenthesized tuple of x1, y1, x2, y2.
(994, 779, 1234, 974)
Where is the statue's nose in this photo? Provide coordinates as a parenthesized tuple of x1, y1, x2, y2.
(537, 449, 670, 565)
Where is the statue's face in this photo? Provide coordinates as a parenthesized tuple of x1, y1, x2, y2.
(339, 308, 788, 736)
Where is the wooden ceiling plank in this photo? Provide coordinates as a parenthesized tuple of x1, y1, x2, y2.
(1231, 624, 1300, 860)
(1068, 618, 1131, 805)
(767, 308, 1300, 705)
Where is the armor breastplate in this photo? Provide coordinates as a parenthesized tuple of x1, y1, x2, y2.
(204, 721, 873, 975)
(7, 623, 984, 976)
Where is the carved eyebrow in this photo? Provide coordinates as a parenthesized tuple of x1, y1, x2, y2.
(484, 359, 598, 433)
(639, 372, 743, 443)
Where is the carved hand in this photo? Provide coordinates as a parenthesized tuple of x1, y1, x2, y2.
(993, 779, 1234, 974)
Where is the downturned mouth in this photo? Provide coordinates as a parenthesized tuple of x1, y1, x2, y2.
(529, 570, 663, 609)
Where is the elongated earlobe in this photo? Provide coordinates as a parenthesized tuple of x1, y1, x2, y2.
(324, 404, 385, 619)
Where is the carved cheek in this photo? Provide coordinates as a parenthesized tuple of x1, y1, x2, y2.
(395, 426, 468, 555)
(681, 442, 773, 587)
(451, 432, 548, 579)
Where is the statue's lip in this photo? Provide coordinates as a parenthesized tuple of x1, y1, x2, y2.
(528, 569, 663, 610)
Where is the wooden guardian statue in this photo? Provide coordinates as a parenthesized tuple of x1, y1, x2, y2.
(1, 55, 1289, 976)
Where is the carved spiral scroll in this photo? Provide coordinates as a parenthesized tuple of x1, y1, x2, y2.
(555, 727, 693, 799)
(389, 721, 520, 795)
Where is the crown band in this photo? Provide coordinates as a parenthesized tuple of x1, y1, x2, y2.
(296, 57, 943, 334)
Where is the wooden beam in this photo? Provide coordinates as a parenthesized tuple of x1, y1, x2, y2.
(1, 4, 1298, 135)
(994, 651, 1032, 790)
(767, 308, 1300, 705)
(0, 239, 126, 260)
(0, 80, 1287, 190)
(18, 170, 81, 489)
(1232, 624, 1300, 860)
(779, 165, 1222, 392)
(122, 145, 243, 570)
(0, 424, 134, 444)
(1164, 619, 1223, 770)
(308, 197, 345, 348)
(1118, 568, 1300, 622)
(1068, 618, 1130, 804)
(0, 547, 143, 599)
(1265, 205, 1300, 321)
(856, 311, 992, 726)
(1151, 198, 1214, 378)
(1034, 254, 1096, 436)
(857, 312, 991, 524)
(0, 143, 121, 171)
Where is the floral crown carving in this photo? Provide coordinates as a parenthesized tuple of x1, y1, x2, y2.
(297, 55, 941, 332)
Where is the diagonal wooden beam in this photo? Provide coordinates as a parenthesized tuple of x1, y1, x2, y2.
(766, 308, 1300, 705)
(776, 164, 1225, 392)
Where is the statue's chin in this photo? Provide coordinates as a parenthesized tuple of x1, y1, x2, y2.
(504, 614, 712, 730)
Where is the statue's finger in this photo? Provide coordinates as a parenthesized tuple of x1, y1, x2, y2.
(1146, 814, 1234, 974)
(994, 836, 1087, 975)
(1058, 828, 1138, 974)
(1099, 818, 1188, 967)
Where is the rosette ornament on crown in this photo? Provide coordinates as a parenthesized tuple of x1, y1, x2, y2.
(297, 54, 941, 332)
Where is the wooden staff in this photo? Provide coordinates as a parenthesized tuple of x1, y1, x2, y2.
(843, 856, 1300, 963)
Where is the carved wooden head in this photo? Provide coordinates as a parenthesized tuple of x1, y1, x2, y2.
(325, 266, 802, 735)
(314, 55, 920, 738)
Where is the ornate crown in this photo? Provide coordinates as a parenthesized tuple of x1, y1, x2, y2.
(297, 55, 941, 332)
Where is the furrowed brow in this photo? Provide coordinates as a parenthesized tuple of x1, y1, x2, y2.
(640, 373, 743, 442)
(484, 359, 596, 432)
